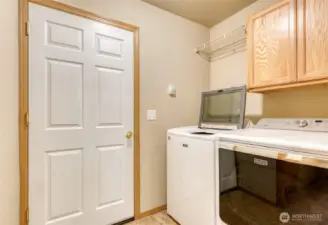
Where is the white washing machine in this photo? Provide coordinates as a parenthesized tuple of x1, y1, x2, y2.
(167, 86, 247, 225)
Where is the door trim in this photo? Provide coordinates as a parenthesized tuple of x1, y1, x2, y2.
(19, 1, 140, 224)
(139, 205, 167, 218)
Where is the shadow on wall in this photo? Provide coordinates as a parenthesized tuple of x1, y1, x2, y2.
(247, 83, 328, 123)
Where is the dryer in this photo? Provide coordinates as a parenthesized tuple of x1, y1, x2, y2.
(167, 86, 247, 225)
(217, 118, 328, 225)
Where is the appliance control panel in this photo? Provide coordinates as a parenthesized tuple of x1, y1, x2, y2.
(256, 118, 328, 132)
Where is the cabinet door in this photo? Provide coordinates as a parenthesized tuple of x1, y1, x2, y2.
(247, 0, 297, 89)
(298, 0, 328, 81)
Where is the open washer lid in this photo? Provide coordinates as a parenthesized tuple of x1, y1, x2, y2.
(198, 85, 246, 130)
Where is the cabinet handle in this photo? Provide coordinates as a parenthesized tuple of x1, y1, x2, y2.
(182, 144, 188, 148)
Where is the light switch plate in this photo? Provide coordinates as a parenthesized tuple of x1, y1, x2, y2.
(147, 110, 156, 121)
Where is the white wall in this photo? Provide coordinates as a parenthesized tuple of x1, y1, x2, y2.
(0, 0, 19, 224)
(210, 0, 279, 116)
(0, 0, 209, 222)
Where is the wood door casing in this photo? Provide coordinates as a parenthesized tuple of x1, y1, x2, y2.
(298, 0, 328, 81)
(247, 0, 297, 89)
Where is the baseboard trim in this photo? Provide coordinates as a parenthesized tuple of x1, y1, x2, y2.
(113, 217, 134, 225)
(167, 213, 180, 225)
(136, 205, 167, 219)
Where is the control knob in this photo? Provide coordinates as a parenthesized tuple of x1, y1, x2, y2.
(298, 120, 308, 128)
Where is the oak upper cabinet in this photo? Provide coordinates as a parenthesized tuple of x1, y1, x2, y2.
(298, 0, 328, 81)
(248, 0, 297, 89)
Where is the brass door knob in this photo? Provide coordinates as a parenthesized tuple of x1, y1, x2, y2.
(125, 131, 133, 139)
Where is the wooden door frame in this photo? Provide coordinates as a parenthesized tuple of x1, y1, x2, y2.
(19, 0, 140, 224)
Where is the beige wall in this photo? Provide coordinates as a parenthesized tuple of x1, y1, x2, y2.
(0, 0, 19, 224)
(210, 0, 328, 121)
(210, 0, 279, 116)
(0, 0, 209, 222)
(263, 84, 328, 118)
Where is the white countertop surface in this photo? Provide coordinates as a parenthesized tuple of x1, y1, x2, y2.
(218, 128, 328, 155)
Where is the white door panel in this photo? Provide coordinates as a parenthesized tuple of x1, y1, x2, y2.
(29, 3, 134, 225)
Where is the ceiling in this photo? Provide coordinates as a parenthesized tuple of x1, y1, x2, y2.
(142, 0, 257, 27)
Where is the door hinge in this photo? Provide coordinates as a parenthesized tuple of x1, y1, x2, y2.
(25, 112, 29, 127)
(26, 208, 29, 224)
(25, 21, 29, 36)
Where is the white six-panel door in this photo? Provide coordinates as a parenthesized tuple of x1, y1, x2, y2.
(29, 3, 134, 225)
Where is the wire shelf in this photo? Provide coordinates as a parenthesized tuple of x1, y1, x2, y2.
(195, 25, 247, 61)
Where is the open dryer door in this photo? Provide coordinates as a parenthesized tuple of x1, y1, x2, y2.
(219, 141, 328, 225)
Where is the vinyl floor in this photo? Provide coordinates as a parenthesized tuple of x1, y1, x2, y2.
(126, 211, 178, 225)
